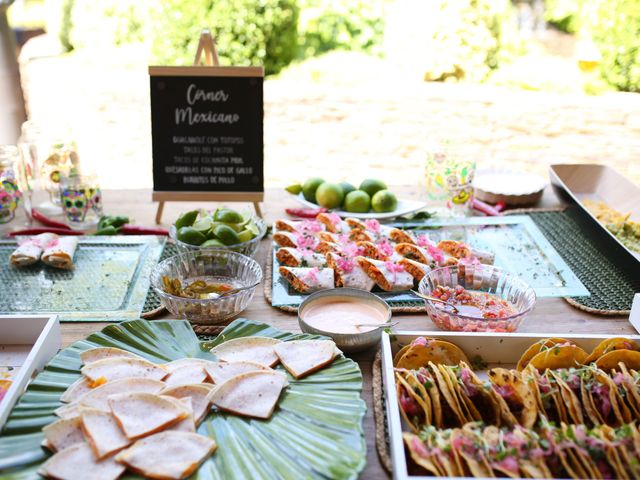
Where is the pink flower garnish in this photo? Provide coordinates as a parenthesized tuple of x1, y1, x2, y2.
(416, 234, 432, 248)
(377, 240, 394, 257)
(411, 337, 428, 347)
(301, 220, 323, 233)
(327, 213, 341, 225)
(338, 233, 350, 245)
(303, 267, 320, 283)
(297, 247, 314, 257)
(384, 261, 405, 273)
(427, 245, 444, 263)
(364, 219, 381, 232)
(493, 457, 519, 474)
(341, 242, 363, 258)
(295, 233, 316, 250)
(411, 438, 430, 458)
(337, 257, 355, 273)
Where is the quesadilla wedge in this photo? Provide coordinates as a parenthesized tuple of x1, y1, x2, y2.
(42, 416, 85, 452)
(210, 336, 282, 367)
(203, 360, 271, 385)
(79, 347, 143, 365)
(161, 384, 214, 425)
(211, 370, 287, 419)
(163, 365, 207, 388)
(60, 377, 94, 404)
(108, 392, 189, 440)
(115, 431, 216, 480)
(278, 266, 335, 293)
(168, 398, 196, 433)
(80, 408, 131, 459)
(73, 377, 166, 413)
(80, 357, 167, 383)
(39, 442, 125, 480)
(162, 358, 217, 374)
(274, 340, 338, 379)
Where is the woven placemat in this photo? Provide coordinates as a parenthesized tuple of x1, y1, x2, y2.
(264, 254, 426, 314)
(141, 241, 179, 319)
(372, 351, 392, 474)
(507, 208, 639, 315)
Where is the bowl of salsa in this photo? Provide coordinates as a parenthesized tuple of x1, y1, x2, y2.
(417, 265, 536, 333)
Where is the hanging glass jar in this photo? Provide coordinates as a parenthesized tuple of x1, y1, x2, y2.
(0, 145, 23, 224)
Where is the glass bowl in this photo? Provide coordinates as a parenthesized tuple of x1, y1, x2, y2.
(417, 265, 536, 333)
(150, 251, 262, 325)
(169, 216, 267, 258)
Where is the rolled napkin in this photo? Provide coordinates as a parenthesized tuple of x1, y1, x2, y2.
(42, 236, 79, 270)
(10, 233, 59, 267)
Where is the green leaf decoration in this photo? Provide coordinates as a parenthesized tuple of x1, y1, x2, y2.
(0, 319, 367, 479)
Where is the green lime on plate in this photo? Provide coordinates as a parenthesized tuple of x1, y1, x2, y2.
(285, 184, 302, 195)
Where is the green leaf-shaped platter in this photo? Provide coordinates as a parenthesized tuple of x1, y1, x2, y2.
(0, 318, 367, 479)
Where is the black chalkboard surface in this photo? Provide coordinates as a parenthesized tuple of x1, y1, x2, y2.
(149, 66, 264, 194)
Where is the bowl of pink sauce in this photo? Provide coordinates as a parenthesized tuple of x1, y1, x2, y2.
(298, 288, 392, 352)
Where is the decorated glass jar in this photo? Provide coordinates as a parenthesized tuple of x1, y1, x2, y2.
(0, 146, 23, 224)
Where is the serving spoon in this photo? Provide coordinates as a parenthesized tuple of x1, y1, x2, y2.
(354, 320, 399, 329)
(410, 290, 459, 314)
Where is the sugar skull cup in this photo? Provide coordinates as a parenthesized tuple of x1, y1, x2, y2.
(61, 188, 89, 223)
(60, 173, 101, 228)
(0, 178, 22, 224)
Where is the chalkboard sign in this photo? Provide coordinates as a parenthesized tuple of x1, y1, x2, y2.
(149, 66, 263, 196)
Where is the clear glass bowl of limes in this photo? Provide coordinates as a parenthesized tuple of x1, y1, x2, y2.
(170, 207, 267, 257)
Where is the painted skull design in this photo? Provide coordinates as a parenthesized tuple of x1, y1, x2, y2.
(0, 178, 21, 224)
(61, 188, 89, 222)
(85, 187, 103, 215)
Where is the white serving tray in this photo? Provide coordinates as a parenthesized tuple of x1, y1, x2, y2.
(381, 330, 640, 480)
(0, 315, 60, 429)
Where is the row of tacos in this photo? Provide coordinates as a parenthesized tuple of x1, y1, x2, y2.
(404, 420, 640, 479)
(396, 360, 640, 432)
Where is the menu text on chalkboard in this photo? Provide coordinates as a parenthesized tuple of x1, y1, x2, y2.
(149, 67, 264, 193)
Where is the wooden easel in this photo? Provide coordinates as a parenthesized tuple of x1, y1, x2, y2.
(153, 30, 263, 224)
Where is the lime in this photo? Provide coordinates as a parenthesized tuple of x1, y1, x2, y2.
(192, 216, 215, 232)
(371, 189, 398, 213)
(339, 182, 356, 198)
(344, 190, 371, 213)
(213, 224, 241, 245)
(214, 208, 244, 224)
(315, 182, 344, 209)
(247, 221, 261, 236)
(302, 177, 325, 203)
(201, 239, 226, 248)
(285, 184, 302, 195)
(359, 179, 387, 198)
(176, 226, 206, 246)
(174, 210, 199, 229)
(237, 229, 255, 243)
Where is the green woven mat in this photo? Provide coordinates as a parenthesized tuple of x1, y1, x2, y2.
(141, 241, 179, 315)
(525, 209, 640, 313)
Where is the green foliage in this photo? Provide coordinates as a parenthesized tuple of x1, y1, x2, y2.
(59, 0, 74, 51)
(585, 0, 640, 92)
(298, 0, 386, 57)
(151, 0, 299, 75)
(415, 0, 515, 82)
(544, 0, 583, 34)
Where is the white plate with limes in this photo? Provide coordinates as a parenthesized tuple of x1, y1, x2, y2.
(292, 193, 427, 219)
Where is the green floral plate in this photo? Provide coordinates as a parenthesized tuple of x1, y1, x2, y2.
(0, 318, 367, 479)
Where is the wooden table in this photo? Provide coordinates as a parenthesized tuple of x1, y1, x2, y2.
(60, 187, 632, 480)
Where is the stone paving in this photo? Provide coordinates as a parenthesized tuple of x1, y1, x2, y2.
(18, 40, 640, 191)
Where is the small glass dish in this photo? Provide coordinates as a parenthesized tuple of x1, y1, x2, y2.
(150, 251, 262, 325)
(169, 216, 267, 258)
(418, 265, 536, 333)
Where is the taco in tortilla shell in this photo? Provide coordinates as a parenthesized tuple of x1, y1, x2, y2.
(488, 368, 537, 428)
(516, 337, 575, 371)
(527, 343, 588, 371)
(596, 349, 640, 372)
(395, 336, 470, 369)
(585, 337, 640, 364)
(395, 371, 430, 432)
(402, 432, 443, 476)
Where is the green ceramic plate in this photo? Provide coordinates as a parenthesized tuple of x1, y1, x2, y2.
(0, 318, 367, 479)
